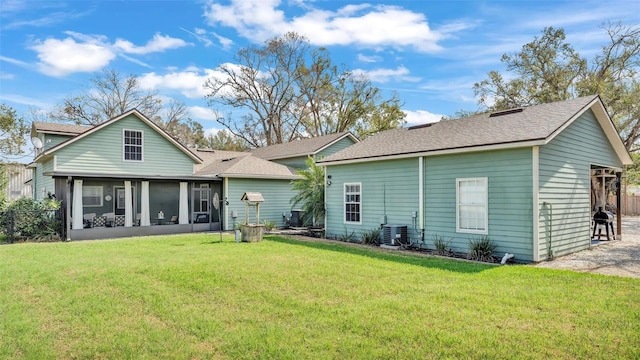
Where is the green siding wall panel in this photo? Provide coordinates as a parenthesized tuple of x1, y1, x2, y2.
(34, 160, 55, 200)
(44, 134, 74, 150)
(54, 115, 195, 176)
(226, 178, 295, 230)
(273, 156, 308, 169)
(538, 109, 623, 259)
(325, 158, 421, 241)
(423, 148, 534, 261)
(317, 137, 356, 159)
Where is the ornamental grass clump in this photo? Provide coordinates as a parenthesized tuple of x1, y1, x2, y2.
(432, 234, 452, 255)
(467, 236, 497, 262)
(361, 228, 381, 245)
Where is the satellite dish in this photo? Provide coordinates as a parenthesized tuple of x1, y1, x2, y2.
(213, 192, 220, 210)
(31, 137, 43, 149)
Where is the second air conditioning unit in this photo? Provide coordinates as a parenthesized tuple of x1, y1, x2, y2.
(382, 224, 408, 246)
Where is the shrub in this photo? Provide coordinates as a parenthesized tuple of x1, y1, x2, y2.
(338, 228, 356, 243)
(467, 236, 497, 262)
(0, 197, 62, 241)
(432, 234, 452, 255)
(361, 228, 381, 245)
(261, 219, 276, 231)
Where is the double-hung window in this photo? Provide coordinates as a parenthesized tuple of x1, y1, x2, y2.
(344, 183, 361, 224)
(456, 177, 488, 234)
(82, 186, 103, 207)
(123, 129, 143, 161)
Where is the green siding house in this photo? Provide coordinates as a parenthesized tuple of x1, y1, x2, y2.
(30, 112, 358, 240)
(318, 96, 632, 262)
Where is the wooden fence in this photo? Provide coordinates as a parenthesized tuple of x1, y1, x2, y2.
(609, 195, 640, 216)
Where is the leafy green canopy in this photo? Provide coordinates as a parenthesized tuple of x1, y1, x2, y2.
(474, 23, 640, 151)
(205, 32, 405, 148)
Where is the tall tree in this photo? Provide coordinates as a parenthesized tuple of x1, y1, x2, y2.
(474, 24, 640, 151)
(204, 32, 405, 147)
(49, 69, 205, 147)
(0, 104, 28, 158)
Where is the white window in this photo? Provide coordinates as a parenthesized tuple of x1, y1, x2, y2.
(123, 129, 143, 161)
(344, 183, 361, 224)
(83, 186, 103, 207)
(456, 177, 488, 234)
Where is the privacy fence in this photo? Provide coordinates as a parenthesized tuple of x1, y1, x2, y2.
(609, 195, 640, 216)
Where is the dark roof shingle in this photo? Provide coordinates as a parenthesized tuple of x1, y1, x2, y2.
(320, 96, 600, 163)
(250, 132, 356, 160)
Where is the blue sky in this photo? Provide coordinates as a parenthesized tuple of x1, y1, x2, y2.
(1, 0, 638, 140)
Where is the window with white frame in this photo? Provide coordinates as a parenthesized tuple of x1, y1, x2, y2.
(456, 177, 488, 234)
(123, 129, 143, 161)
(82, 186, 103, 207)
(344, 183, 361, 223)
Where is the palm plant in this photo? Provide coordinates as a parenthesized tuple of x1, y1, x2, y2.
(290, 157, 325, 227)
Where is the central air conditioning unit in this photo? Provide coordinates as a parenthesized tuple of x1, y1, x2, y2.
(382, 224, 408, 246)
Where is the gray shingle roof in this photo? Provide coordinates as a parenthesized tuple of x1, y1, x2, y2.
(193, 149, 300, 179)
(32, 121, 92, 135)
(250, 132, 357, 160)
(319, 96, 605, 164)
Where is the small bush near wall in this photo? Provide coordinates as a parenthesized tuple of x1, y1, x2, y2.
(467, 236, 497, 263)
(0, 197, 62, 242)
(361, 228, 381, 245)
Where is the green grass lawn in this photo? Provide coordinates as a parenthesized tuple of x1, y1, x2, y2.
(1, 234, 638, 359)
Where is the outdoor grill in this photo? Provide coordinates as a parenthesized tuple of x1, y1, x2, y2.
(592, 206, 615, 241)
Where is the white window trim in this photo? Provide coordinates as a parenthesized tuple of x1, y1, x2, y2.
(123, 129, 144, 162)
(456, 177, 488, 235)
(343, 182, 362, 225)
(83, 185, 103, 207)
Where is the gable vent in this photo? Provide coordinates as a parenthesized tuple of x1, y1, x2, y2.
(489, 108, 523, 117)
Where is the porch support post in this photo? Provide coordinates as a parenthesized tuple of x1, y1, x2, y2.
(71, 179, 83, 230)
(140, 181, 150, 227)
(124, 181, 133, 227)
(179, 182, 189, 225)
(616, 171, 622, 239)
(66, 177, 71, 240)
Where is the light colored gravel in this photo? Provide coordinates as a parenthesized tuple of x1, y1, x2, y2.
(535, 216, 640, 278)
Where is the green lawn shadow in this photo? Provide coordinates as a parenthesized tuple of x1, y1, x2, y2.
(266, 235, 494, 274)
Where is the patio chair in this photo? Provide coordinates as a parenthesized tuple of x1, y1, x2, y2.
(83, 213, 96, 228)
(169, 215, 178, 224)
(93, 215, 106, 227)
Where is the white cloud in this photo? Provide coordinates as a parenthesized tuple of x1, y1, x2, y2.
(114, 33, 189, 54)
(31, 36, 115, 76)
(203, 1, 457, 53)
(353, 66, 420, 83)
(29, 32, 189, 77)
(190, 106, 220, 121)
(357, 53, 381, 63)
(403, 109, 443, 126)
(0, 72, 15, 80)
(138, 68, 225, 99)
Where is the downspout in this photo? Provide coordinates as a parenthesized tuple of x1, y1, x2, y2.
(419, 156, 424, 242)
(543, 201, 553, 260)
